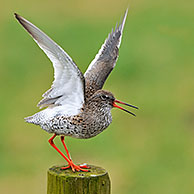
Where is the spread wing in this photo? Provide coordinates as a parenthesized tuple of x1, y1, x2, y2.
(15, 14, 85, 115)
(84, 9, 128, 99)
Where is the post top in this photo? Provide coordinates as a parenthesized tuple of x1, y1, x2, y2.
(48, 164, 108, 178)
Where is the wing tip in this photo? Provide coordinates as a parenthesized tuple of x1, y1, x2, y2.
(14, 12, 18, 18)
(118, 8, 128, 34)
(14, 12, 19, 18)
(14, 12, 30, 32)
(14, 12, 23, 23)
(14, 13, 39, 41)
(116, 8, 129, 48)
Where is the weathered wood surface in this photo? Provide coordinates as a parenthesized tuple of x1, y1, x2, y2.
(47, 165, 111, 194)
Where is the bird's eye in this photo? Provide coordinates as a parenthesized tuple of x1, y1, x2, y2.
(101, 95, 108, 100)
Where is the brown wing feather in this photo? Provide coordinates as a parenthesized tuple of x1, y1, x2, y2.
(84, 9, 128, 100)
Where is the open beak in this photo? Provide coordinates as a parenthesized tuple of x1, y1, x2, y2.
(113, 99, 138, 116)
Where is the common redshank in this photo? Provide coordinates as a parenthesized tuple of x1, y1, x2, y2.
(15, 9, 138, 172)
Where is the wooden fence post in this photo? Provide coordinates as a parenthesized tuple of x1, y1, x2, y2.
(47, 165, 111, 194)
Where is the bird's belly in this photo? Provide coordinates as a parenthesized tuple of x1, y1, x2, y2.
(40, 113, 112, 139)
(40, 116, 80, 137)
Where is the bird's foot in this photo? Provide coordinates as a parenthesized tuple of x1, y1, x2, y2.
(61, 161, 90, 172)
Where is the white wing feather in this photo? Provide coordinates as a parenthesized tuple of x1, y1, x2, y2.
(15, 14, 84, 116)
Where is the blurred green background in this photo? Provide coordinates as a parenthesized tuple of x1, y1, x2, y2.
(1, 0, 194, 193)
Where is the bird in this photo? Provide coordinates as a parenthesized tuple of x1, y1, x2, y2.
(15, 9, 138, 172)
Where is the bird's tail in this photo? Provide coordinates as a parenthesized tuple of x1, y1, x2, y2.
(24, 110, 47, 125)
(24, 108, 52, 126)
(24, 115, 39, 125)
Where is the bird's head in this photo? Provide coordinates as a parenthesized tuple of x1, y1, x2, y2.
(89, 90, 138, 116)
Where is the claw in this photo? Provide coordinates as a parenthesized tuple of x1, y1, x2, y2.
(61, 161, 90, 172)
(49, 135, 90, 172)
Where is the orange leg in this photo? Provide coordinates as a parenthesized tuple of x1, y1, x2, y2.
(48, 134, 71, 163)
(60, 136, 71, 160)
(60, 135, 90, 171)
(48, 134, 89, 172)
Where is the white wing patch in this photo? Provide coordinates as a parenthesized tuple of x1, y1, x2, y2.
(15, 14, 85, 116)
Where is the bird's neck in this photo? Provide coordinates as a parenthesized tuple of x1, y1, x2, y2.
(82, 101, 112, 124)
